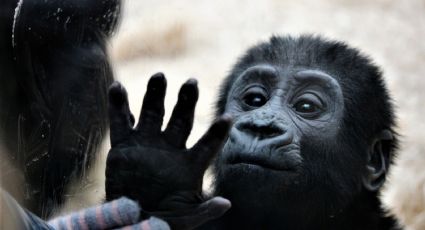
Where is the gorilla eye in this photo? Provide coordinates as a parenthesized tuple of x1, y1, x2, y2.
(243, 93, 267, 107)
(292, 93, 324, 117)
(294, 100, 319, 113)
(241, 86, 268, 108)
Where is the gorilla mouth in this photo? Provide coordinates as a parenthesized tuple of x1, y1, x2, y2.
(227, 154, 295, 171)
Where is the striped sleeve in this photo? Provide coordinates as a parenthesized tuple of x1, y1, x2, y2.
(48, 197, 141, 230)
(115, 217, 170, 230)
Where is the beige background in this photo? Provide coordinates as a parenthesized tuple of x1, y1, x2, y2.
(60, 0, 425, 229)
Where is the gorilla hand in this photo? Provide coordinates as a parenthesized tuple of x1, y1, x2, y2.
(105, 73, 232, 229)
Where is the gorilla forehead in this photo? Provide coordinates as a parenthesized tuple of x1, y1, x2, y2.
(226, 35, 379, 80)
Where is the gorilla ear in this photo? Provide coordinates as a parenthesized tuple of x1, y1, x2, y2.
(362, 130, 393, 192)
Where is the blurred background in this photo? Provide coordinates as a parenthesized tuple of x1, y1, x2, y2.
(59, 0, 425, 229)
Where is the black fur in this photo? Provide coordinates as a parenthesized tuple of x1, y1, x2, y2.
(101, 35, 401, 229)
(0, 0, 120, 218)
(206, 35, 401, 230)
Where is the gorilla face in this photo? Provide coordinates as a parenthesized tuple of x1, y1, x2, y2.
(213, 65, 365, 216)
(210, 37, 398, 230)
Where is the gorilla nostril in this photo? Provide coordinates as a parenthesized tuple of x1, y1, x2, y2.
(236, 122, 285, 139)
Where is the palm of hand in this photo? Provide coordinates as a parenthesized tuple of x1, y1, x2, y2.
(105, 73, 231, 229)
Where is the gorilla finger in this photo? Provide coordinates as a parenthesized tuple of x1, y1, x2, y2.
(190, 115, 232, 169)
(198, 197, 231, 220)
(163, 197, 231, 230)
(163, 79, 199, 148)
(108, 81, 134, 147)
(136, 72, 167, 135)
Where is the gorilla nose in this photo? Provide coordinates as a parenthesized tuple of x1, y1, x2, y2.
(233, 120, 293, 147)
(236, 121, 285, 139)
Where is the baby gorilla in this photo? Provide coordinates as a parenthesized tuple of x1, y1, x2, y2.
(106, 35, 401, 230)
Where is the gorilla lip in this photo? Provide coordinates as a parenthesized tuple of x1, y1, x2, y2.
(227, 154, 295, 171)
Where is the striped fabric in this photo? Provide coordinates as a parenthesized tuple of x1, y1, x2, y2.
(114, 217, 170, 230)
(1, 189, 169, 230)
(47, 197, 170, 230)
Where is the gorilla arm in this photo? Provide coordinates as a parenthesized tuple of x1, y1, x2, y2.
(105, 73, 232, 229)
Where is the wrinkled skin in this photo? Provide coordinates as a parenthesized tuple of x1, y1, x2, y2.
(106, 36, 401, 230)
(106, 73, 232, 229)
